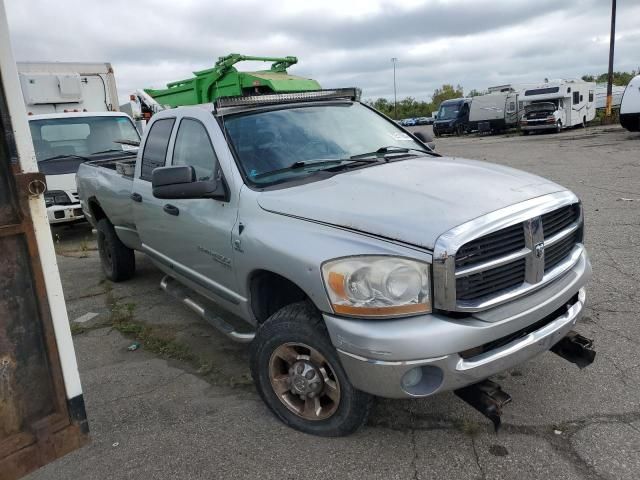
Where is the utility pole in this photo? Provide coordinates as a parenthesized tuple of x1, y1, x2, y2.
(391, 57, 398, 119)
(605, 0, 616, 120)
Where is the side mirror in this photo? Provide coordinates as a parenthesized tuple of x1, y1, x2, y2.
(413, 131, 436, 150)
(152, 165, 226, 200)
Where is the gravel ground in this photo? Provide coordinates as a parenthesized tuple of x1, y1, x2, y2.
(29, 125, 640, 480)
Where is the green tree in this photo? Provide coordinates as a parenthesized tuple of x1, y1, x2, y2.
(582, 70, 638, 86)
(468, 88, 486, 97)
(431, 84, 464, 109)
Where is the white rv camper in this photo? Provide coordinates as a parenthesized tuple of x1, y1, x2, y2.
(520, 79, 596, 134)
(468, 90, 519, 133)
(17, 61, 119, 114)
(620, 74, 640, 132)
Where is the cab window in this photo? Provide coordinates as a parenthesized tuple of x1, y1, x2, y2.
(141, 118, 175, 181)
(172, 118, 218, 182)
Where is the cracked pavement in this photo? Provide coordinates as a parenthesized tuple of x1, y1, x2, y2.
(28, 125, 640, 479)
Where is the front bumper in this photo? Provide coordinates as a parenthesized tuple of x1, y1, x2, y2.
(521, 122, 556, 131)
(47, 204, 85, 224)
(433, 123, 456, 134)
(324, 249, 591, 398)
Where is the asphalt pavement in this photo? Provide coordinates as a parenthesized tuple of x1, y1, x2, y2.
(28, 125, 640, 480)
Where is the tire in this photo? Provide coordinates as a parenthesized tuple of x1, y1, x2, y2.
(455, 124, 464, 136)
(250, 301, 372, 437)
(96, 218, 135, 282)
(433, 129, 440, 137)
(555, 121, 562, 133)
(522, 130, 529, 136)
(582, 116, 587, 128)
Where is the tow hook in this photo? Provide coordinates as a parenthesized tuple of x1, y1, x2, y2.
(551, 330, 596, 369)
(454, 380, 512, 432)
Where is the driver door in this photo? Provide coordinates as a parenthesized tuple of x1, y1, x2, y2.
(153, 112, 241, 309)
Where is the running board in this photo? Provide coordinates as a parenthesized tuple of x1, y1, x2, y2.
(160, 275, 255, 343)
(454, 380, 512, 432)
(551, 331, 596, 369)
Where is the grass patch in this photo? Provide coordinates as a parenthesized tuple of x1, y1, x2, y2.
(70, 323, 87, 336)
(455, 418, 482, 436)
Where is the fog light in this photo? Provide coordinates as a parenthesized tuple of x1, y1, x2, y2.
(401, 367, 423, 389)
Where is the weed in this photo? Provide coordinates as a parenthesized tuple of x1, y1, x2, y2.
(70, 323, 87, 336)
(456, 418, 481, 436)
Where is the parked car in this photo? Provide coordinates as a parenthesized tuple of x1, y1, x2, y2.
(77, 88, 594, 437)
(415, 116, 433, 125)
(433, 98, 471, 136)
(401, 118, 417, 126)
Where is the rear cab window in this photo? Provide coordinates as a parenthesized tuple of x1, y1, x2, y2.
(140, 118, 175, 181)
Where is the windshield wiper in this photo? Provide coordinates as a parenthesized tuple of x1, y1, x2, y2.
(89, 148, 133, 156)
(38, 154, 90, 163)
(252, 158, 380, 179)
(350, 145, 431, 160)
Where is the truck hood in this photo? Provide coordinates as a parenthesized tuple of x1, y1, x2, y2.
(257, 157, 566, 250)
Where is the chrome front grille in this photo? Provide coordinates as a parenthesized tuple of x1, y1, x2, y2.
(433, 192, 584, 312)
(455, 223, 525, 268)
(456, 259, 526, 301)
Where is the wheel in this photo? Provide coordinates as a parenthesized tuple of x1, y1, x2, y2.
(555, 121, 562, 133)
(582, 116, 586, 128)
(96, 218, 135, 282)
(433, 129, 440, 137)
(522, 130, 529, 136)
(455, 124, 464, 136)
(250, 302, 372, 437)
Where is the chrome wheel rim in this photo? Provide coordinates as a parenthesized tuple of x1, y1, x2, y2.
(268, 342, 341, 421)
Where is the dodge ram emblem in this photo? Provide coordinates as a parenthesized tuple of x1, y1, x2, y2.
(534, 242, 545, 258)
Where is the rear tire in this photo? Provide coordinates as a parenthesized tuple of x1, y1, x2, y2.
(250, 301, 372, 437)
(96, 218, 135, 282)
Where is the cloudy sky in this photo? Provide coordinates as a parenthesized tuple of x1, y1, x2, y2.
(6, 0, 640, 104)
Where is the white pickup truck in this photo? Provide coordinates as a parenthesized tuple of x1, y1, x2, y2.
(28, 111, 139, 224)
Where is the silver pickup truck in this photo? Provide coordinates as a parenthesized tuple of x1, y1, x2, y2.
(77, 89, 594, 437)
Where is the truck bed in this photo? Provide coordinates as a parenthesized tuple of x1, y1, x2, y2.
(77, 151, 139, 242)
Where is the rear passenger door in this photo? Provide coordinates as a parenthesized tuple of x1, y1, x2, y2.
(132, 116, 175, 260)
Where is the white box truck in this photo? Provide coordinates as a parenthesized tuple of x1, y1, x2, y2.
(16, 62, 140, 225)
(17, 61, 119, 114)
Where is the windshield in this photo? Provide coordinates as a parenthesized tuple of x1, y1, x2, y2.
(29, 115, 140, 174)
(223, 103, 426, 186)
(525, 101, 558, 112)
(437, 103, 462, 120)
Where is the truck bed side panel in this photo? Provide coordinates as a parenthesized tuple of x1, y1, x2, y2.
(77, 162, 140, 249)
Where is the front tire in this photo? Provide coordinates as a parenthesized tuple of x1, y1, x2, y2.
(555, 120, 562, 133)
(96, 218, 135, 282)
(250, 302, 372, 437)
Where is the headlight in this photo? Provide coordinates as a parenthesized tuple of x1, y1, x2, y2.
(321, 256, 431, 318)
(44, 190, 72, 207)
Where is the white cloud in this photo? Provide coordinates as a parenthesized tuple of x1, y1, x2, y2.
(6, 0, 640, 105)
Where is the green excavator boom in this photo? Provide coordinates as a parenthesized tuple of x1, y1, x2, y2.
(144, 54, 321, 107)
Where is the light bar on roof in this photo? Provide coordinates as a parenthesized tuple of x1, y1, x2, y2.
(215, 88, 361, 109)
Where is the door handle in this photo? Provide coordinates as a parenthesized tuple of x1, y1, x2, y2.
(163, 204, 179, 216)
(131, 192, 142, 203)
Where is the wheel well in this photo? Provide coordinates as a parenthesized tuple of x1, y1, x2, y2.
(88, 197, 107, 223)
(249, 270, 309, 324)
